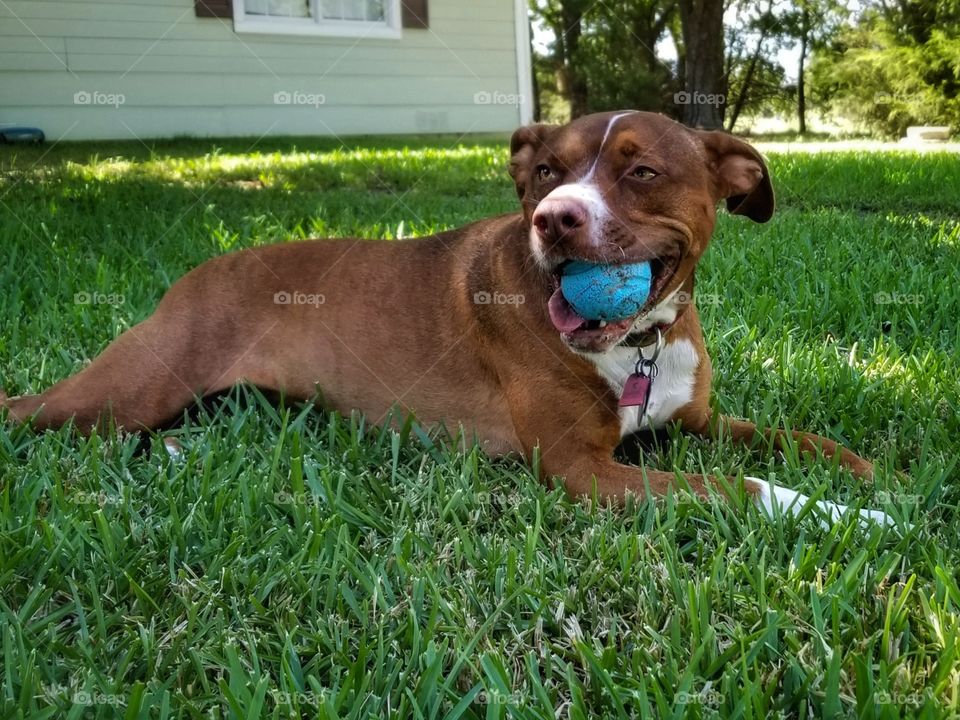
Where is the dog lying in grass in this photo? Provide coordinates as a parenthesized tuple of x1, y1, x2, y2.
(1, 111, 893, 526)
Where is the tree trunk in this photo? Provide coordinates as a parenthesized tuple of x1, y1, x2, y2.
(678, 0, 726, 128)
(631, 1, 675, 74)
(726, 0, 773, 132)
(797, 9, 809, 134)
(670, 21, 685, 107)
(560, 1, 589, 117)
(727, 48, 760, 132)
(529, 18, 541, 122)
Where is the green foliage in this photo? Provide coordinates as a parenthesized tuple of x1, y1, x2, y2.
(723, 0, 790, 128)
(1, 138, 959, 717)
(532, 52, 571, 124)
(572, 1, 676, 114)
(531, 0, 959, 136)
(726, 52, 791, 125)
(810, 4, 960, 136)
(529, 0, 677, 120)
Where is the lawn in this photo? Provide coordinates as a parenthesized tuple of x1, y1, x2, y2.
(1, 135, 958, 719)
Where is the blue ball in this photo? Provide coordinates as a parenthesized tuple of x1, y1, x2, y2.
(560, 260, 653, 321)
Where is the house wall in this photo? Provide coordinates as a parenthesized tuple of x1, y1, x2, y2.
(0, 0, 531, 140)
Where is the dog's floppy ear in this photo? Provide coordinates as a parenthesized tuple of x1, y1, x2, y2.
(509, 123, 558, 201)
(698, 130, 775, 223)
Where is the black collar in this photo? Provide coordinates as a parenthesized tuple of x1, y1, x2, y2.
(622, 320, 677, 348)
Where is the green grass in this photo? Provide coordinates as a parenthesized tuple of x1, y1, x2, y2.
(1, 135, 958, 719)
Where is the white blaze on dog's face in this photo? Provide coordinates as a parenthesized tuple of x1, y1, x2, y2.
(509, 111, 774, 353)
(525, 111, 632, 265)
(525, 181, 610, 268)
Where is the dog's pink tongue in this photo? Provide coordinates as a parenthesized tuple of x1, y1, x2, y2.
(548, 287, 587, 333)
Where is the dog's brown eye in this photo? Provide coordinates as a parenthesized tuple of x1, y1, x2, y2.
(632, 166, 658, 180)
(536, 165, 553, 181)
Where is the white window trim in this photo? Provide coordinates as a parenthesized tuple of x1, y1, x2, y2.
(513, 0, 534, 124)
(232, 0, 402, 39)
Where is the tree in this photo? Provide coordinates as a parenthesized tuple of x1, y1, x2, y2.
(724, 0, 779, 131)
(534, 0, 590, 118)
(576, 0, 677, 113)
(528, 0, 959, 137)
(810, 1, 960, 136)
(778, 0, 848, 134)
(726, 54, 790, 131)
(530, 0, 678, 119)
(677, 0, 727, 128)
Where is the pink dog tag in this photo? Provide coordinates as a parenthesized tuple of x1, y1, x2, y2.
(619, 374, 652, 411)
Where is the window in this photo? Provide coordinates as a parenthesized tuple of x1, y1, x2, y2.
(232, 0, 401, 37)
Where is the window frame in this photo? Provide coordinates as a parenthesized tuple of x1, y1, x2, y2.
(231, 0, 402, 38)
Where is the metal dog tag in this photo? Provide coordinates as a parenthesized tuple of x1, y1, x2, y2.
(618, 327, 663, 415)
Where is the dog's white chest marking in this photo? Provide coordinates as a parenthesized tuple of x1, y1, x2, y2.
(587, 341, 895, 528)
(588, 338, 699, 436)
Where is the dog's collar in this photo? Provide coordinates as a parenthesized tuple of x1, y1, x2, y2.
(621, 320, 677, 348)
(621, 300, 688, 347)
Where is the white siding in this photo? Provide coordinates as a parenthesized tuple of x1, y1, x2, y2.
(0, 0, 529, 140)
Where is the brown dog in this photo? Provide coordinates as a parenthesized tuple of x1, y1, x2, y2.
(1, 111, 890, 524)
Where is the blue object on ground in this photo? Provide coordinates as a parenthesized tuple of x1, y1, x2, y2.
(0, 127, 45, 144)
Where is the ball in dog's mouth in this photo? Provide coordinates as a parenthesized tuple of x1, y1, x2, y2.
(547, 256, 678, 350)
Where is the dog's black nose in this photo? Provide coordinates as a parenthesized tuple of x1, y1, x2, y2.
(532, 198, 587, 241)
